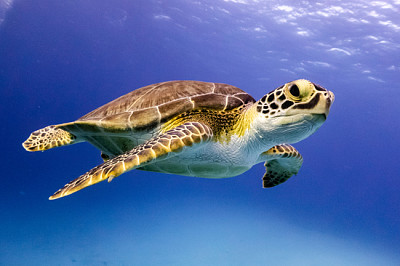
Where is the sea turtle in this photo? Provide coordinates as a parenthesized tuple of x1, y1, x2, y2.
(23, 79, 334, 200)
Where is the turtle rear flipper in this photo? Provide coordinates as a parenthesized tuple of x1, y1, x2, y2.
(49, 122, 213, 200)
(259, 144, 303, 188)
(22, 125, 78, 152)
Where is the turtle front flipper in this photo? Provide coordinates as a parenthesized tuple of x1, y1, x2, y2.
(49, 122, 213, 200)
(22, 125, 78, 152)
(259, 144, 303, 188)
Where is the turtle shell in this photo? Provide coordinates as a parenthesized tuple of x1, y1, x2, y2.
(72, 80, 255, 131)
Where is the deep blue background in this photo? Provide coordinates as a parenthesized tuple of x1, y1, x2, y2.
(1, 0, 400, 265)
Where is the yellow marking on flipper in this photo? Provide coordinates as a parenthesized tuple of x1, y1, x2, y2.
(22, 125, 77, 152)
(262, 144, 302, 159)
(49, 122, 213, 200)
(260, 144, 303, 188)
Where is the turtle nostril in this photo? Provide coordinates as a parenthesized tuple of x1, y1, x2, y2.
(324, 91, 335, 109)
(326, 98, 332, 108)
(329, 91, 335, 102)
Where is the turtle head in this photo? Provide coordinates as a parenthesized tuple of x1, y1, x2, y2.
(253, 79, 334, 144)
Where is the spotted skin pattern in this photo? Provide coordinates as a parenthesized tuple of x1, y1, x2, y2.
(256, 81, 333, 118)
(49, 122, 212, 200)
(22, 126, 77, 151)
(256, 85, 286, 117)
(261, 144, 303, 188)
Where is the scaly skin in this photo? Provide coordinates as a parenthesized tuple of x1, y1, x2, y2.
(23, 126, 77, 151)
(260, 144, 303, 188)
(49, 122, 212, 200)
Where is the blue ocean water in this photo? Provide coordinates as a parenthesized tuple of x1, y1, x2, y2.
(1, 0, 400, 265)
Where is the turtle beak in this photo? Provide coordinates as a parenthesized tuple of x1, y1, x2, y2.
(327, 91, 335, 105)
(324, 91, 335, 118)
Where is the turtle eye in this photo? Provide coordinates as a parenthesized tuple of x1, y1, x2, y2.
(288, 84, 300, 98)
(284, 80, 313, 102)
